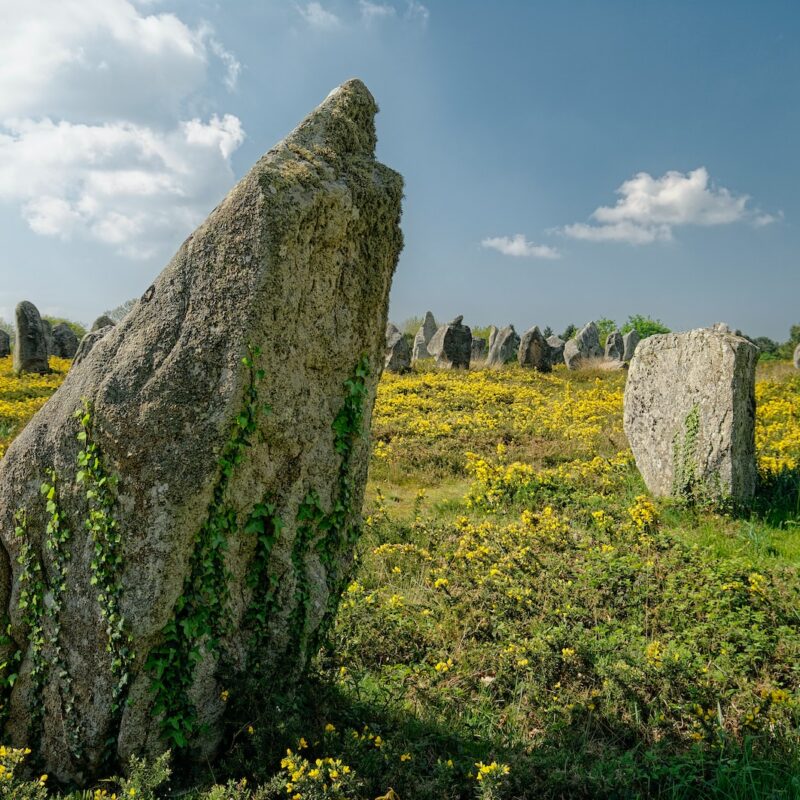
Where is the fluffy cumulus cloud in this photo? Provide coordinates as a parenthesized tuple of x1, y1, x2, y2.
(298, 0, 429, 29)
(0, 0, 244, 258)
(481, 234, 561, 260)
(563, 167, 776, 244)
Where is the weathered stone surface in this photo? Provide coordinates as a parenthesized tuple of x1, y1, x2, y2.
(605, 330, 624, 362)
(385, 323, 411, 373)
(623, 328, 757, 503)
(74, 327, 113, 367)
(518, 326, 552, 372)
(41, 319, 54, 356)
(486, 324, 519, 367)
(52, 323, 80, 359)
(622, 329, 640, 362)
(411, 311, 437, 362)
(471, 337, 486, 361)
(91, 315, 116, 332)
(546, 335, 564, 366)
(487, 326, 498, 353)
(794, 343, 800, 370)
(0, 79, 403, 783)
(428, 315, 471, 369)
(13, 301, 50, 374)
(563, 321, 602, 370)
(0, 330, 9, 358)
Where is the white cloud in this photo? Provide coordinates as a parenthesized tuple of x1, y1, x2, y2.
(562, 167, 776, 244)
(0, 116, 244, 258)
(405, 1, 430, 25)
(360, 0, 397, 22)
(297, 2, 341, 28)
(482, 234, 561, 260)
(0, 1, 244, 260)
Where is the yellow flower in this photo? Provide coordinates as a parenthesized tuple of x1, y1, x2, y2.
(220, 689, 230, 702)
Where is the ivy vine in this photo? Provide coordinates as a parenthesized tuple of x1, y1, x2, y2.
(672, 404, 701, 501)
(145, 345, 268, 750)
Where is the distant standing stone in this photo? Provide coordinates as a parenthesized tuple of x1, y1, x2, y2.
(605, 330, 624, 362)
(73, 327, 113, 366)
(91, 315, 116, 331)
(546, 335, 564, 367)
(794, 343, 800, 370)
(52, 323, 80, 358)
(471, 337, 487, 361)
(622, 329, 641, 362)
(487, 326, 498, 353)
(13, 300, 50, 374)
(385, 323, 411, 373)
(623, 327, 758, 503)
(41, 319, 54, 356)
(518, 326, 552, 372)
(486, 324, 519, 367)
(0, 329, 9, 358)
(428, 315, 472, 369)
(563, 321, 602, 369)
(411, 311, 437, 362)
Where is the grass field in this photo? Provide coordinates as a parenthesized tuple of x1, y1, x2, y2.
(1, 356, 799, 799)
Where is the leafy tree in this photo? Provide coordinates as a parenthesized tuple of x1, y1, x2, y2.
(471, 326, 494, 342)
(595, 318, 618, 347)
(543, 326, 553, 338)
(560, 323, 577, 341)
(104, 297, 137, 323)
(43, 316, 86, 340)
(620, 314, 671, 339)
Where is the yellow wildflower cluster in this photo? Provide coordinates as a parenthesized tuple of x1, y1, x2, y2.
(0, 745, 31, 782)
(755, 376, 800, 475)
(279, 748, 355, 799)
(0, 355, 71, 457)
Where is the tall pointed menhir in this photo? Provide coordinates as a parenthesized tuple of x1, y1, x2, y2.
(0, 79, 403, 784)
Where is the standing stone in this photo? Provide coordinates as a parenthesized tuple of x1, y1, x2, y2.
(623, 328, 757, 503)
(41, 319, 54, 356)
(794, 343, 800, 370)
(0, 329, 10, 358)
(428, 315, 471, 369)
(622, 329, 641, 362)
(486, 324, 520, 367)
(385, 323, 411, 373)
(52, 323, 80, 359)
(487, 326, 498, 353)
(546, 335, 565, 367)
(411, 311, 437, 362)
(91, 315, 116, 332)
(13, 301, 50, 374)
(471, 337, 487, 362)
(605, 330, 624, 362)
(0, 79, 403, 784)
(563, 321, 602, 370)
(74, 327, 113, 367)
(518, 326, 552, 372)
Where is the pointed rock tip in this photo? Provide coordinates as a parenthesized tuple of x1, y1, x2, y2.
(291, 77, 379, 157)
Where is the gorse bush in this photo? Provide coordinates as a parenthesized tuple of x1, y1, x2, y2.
(0, 357, 799, 798)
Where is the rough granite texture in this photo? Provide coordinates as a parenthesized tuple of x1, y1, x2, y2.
(546, 335, 564, 367)
(91, 315, 116, 332)
(0, 79, 403, 783)
(471, 337, 487, 361)
(0, 330, 9, 358)
(564, 321, 601, 370)
(13, 301, 49, 374)
(605, 331, 624, 362)
(623, 328, 757, 502)
(486, 325, 519, 367)
(52, 323, 80, 359)
(385, 323, 411, 373)
(518, 326, 552, 372)
(411, 311, 437, 363)
(428, 316, 471, 369)
(622, 329, 641, 362)
(794, 343, 800, 370)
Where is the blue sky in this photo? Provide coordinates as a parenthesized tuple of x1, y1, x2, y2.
(0, 0, 798, 338)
